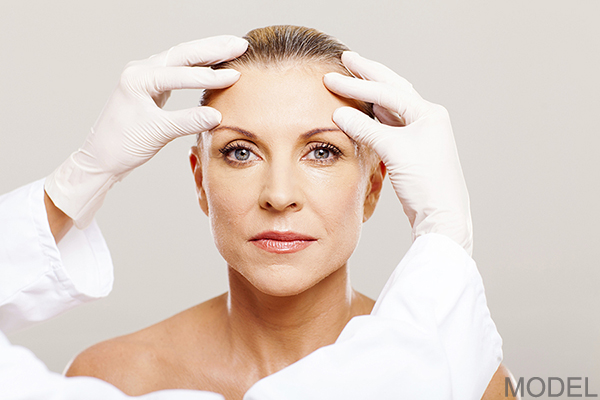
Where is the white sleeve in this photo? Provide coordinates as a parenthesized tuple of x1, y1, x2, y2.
(244, 233, 503, 400)
(0, 179, 113, 334)
(0, 181, 226, 400)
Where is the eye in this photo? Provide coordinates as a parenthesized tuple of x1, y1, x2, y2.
(313, 148, 330, 159)
(219, 142, 259, 165)
(304, 142, 343, 163)
(232, 148, 251, 161)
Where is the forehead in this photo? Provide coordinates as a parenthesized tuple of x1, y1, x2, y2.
(207, 66, 357, 135)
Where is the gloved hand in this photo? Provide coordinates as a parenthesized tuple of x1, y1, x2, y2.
(45, 35, 248, 229)
(324, 52, 472, 255)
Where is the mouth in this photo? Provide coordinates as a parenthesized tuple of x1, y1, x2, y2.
(249, 231, 317, 254)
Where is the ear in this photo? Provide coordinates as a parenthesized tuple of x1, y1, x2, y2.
(189, 146, 209, 216)
(363, 161, 387, 222)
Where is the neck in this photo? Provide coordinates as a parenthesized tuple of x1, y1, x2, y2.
(225, 264, 361, 376)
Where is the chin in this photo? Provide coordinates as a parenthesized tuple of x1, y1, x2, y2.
(238, 263, 331, 298)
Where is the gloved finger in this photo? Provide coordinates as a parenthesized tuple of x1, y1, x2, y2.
(325, 72, 428, 124)
(155, 36, 248, 67)
(146, 67, 241, 94)
(159, 106, 223, 140)
(341, 51, 414, 92)
(373, 104, 406, 127)
(332, 106, 398, 162)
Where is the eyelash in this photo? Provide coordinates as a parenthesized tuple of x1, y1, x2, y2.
(218, 141, 343, 166)
(305, 142, 343, 163)
(218, 142, 255, 166)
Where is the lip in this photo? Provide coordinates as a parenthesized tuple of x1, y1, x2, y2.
(250, 231, 317, 254)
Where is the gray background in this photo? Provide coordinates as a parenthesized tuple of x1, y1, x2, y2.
(2, 0, 598, 391)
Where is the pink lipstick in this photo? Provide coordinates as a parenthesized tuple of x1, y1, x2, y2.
(250, 231, 316, 254)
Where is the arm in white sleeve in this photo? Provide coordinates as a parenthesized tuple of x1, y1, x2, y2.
(0, 179, 113, 334)
(244, 233, 502, 400)
(0, 180, 226, 399)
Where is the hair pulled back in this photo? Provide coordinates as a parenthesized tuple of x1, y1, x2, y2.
(200, 25, 374, 118)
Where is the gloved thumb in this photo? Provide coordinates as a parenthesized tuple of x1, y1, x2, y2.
(332, 106, 394, 160)
(162, 106, 222, 140)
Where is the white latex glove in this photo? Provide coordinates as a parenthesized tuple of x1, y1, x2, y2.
(324, 52, 473, 255)
(45, 36, 248, 229)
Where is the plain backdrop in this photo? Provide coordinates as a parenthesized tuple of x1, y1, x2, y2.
(2, 0, 599, 390)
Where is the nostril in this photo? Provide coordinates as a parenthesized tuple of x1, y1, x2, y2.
(259, 178, 303, 211)
(264, 201, 297, 210)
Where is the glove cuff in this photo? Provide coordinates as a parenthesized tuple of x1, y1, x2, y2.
(45, 152, 127, 229)
(412, 210, 473, 257)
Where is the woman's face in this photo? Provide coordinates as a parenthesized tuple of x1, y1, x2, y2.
(190, 64, 383, 297)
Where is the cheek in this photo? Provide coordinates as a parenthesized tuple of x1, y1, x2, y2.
(203, 162, 257, 249)
(304, 164, 368, 240)
(202, 157, 370, 272)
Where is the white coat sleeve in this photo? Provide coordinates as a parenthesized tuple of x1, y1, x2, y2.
(0, 179, 113, 334)
(0, 180, 226, 400)
(244, 233, 503, 400)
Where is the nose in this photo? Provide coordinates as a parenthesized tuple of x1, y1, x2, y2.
(258, 160, 304, 212)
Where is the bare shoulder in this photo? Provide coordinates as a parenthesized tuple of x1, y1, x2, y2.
(66, 338, 157, 395)
(482, 363, 520, 400)
(65, 333, 167, 395)
(65, 295, 228, 395)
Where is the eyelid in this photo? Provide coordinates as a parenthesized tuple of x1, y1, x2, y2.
(307, 141, 343, 153)
(218, 139, 257, 155)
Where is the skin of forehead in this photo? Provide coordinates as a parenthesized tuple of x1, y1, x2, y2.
(200, 64, 371, 162)
(215, 66, 355, 126)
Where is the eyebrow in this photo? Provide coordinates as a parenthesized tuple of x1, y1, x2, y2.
(210, 125, 343, 140)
